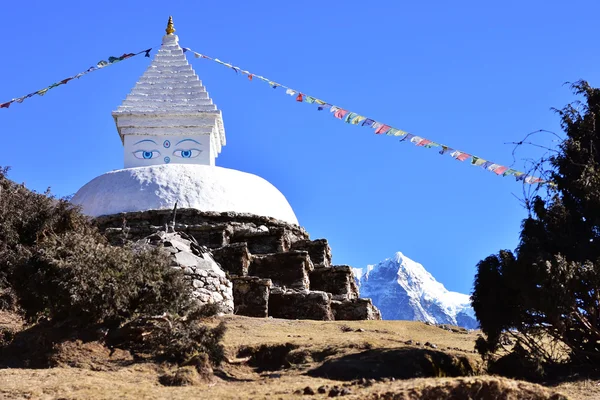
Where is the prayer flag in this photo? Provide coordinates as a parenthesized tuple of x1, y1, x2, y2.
(374, 124, 391, 134)
(60, 78, 72, 85)
(0, 102, 10, 109)
(456, 153, 471, 162)
(471, 156, 486, 166)
(296, 93, 304, 102)
(440, 146, 454, 155)
(362, 119, 375, 127)
(525, 176, 543, 184)
(248, 74, 253, 81)
(416, 139, 432, 147)
(351, 115, 366, 125)
(334, 109, 349, 119)
(410, 136, 423, 144)
(286, 89, 297, 96)
(344, 112, 358, 123)
(305, 96, 316, 104)
(494, 166, 508, 175)
(481, 161, 493, 169)
(503, 169, 518, 177)
(37, 89, 48, 96)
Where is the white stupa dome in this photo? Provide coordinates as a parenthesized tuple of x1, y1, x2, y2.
(72, 19, 299, 226)
(72, 164, 299, 225)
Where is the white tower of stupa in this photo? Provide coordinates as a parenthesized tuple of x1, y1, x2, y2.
(72, 17, 298, 225)
(114, 17, 225, 168)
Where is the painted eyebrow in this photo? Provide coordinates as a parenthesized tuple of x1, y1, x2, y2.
(176, 139, 201, 146)
(134, 139, 157, 145)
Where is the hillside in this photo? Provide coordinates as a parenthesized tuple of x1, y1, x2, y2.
(0, 312, 579, 399)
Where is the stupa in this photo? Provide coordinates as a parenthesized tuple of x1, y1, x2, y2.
(72, 18, 381, 321)
(72, 17, 298, 225)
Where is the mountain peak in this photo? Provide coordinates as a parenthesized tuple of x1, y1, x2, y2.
(356, 251, 478, 329)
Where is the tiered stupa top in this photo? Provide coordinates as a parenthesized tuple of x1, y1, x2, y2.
(113, 17, 225, 168)
(71, 17, 299, 225)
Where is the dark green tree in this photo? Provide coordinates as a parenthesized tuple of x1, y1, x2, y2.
(472, 81, 600, 367)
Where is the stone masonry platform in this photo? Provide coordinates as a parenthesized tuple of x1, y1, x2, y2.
(95, 209, 381, 321)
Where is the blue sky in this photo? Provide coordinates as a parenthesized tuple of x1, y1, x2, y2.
(1, 0, 599, 295)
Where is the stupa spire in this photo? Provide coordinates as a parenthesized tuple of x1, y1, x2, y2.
(166, 16, 175, 35)
(112, 18, 225, 168)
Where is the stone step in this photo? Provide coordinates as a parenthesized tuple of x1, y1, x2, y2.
(291, 238, 332, 268)
(249, 251, 313, 289)
(232, 276, 271, 318)
(331, 298, 382, 321)
(309, 265, 358, 300)
(269, 288, 333, 321)
(212, 242, 251, 276)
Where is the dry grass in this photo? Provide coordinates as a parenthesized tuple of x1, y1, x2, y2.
(0, 314, 576, 399)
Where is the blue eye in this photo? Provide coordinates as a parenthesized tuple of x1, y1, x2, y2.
(133, 150, 161, 159)
(173, 148, 202, 159)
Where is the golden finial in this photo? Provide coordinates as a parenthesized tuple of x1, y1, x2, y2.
(166, 16, 175, 35)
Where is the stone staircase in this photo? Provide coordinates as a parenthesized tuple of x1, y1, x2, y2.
(95, 209, 381, 321)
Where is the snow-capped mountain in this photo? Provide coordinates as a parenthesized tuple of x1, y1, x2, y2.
(354, 252, 478, 329)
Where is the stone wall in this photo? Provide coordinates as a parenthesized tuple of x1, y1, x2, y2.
(96, 209, 380, 321)
(139, 230, 233, 313)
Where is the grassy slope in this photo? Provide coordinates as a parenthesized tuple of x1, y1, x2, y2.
(0, 313, 586, 399)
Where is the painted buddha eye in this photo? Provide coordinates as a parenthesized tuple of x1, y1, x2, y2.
(133, 150, 161, 159)
(173, 148, 202, 159)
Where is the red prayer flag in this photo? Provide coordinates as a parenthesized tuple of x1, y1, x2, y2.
(416, 139, 432, 147)
(494, 166, 508, 175)
(296, 93, 304, 102)
(456, 153, 471, 162)
(0, 102, 11, 109)
(375, 124, 391, 134)
(248, 74, 253, 81)
(334, 109, 348, 119)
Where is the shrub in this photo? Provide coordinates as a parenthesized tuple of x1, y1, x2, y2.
(472, 81, 600, 370)
(0, 168, 225, 369)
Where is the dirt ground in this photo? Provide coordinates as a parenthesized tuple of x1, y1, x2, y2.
(0, 313, 590, 399)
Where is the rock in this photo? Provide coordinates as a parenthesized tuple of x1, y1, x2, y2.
(291, 239, 332, 268)
(232, 276, 271, 317)
(317, 385, 328, 394)
(249, 252, 313, 289)
(331, 298, 382, 321)
(309, 266, 358, 300)
(269, 290, 333, 321)
(212, 242, 251, 276)
(136, 231, 234, 314)
(303, 386, 315, 395)
(405, 340, 414, 345)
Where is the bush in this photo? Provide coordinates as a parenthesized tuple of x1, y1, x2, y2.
(472, 81, 600, 371)
(0, 168, 225, 369)
(108, 314, 227, 366)
(13, 231, 194, 325)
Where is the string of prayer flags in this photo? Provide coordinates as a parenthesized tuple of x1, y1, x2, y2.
(0, 48, 152, 110)
(185, 46, 548, 185)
